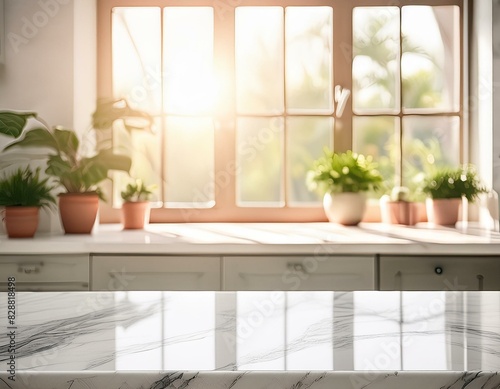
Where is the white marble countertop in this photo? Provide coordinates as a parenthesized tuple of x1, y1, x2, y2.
(1, 222, 500, 256)
(0, 291, 499, 388)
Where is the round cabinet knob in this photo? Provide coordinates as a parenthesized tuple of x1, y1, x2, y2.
(434, 266, 443, 275)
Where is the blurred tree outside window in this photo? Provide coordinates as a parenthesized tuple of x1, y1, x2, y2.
(352, 5, 461, 200)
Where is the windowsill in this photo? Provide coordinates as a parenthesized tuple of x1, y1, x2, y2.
(99, 199, 425, 224)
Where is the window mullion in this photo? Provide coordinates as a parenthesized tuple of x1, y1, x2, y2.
(398, 6, 403, 187)
(333, 1, 353, 152)
(213, 5, 237, 210)
(282, 6, 288, 207)
(160, 7, 167, 204)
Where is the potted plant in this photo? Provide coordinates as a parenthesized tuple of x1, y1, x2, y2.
(0, 111, 132, 234)
(306, 149, 383, 225)
(421, 164, 486, 226)
(0, 167, 56, 238)
(380, 186, 422, 225)
(120, 179, 156, 229)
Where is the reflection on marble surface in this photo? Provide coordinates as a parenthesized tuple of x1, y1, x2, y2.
(0, 291, 499, 388)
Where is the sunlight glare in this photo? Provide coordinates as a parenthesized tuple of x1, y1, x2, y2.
(164, 7, 215, 115)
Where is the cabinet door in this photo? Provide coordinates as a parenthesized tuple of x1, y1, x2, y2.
(91, 255, 220, 291)
(223, 256, 375, 291)
(379, 256, 500, 291)
(0, 255, 89, 291)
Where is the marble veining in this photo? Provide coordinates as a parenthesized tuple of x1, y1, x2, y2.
(1, 371, 500, 389)
(1, 291, 499, 388)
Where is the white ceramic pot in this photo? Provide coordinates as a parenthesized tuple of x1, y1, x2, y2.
(323, 192, 366, 225)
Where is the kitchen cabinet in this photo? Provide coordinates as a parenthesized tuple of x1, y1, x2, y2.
(223, 255, 376, 291)
(91, 255, 221, 291)
(379, 255, 500, 291)
(0, 254, 89, 291)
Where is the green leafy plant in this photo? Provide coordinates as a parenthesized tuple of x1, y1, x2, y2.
(0, 166, 56, 209)
(0, 123, 131, 200)
(121, 179, 156, 202)
(0, 107, 142, 200)
(421, 165, 486, 201)
(306, 148, 383, 194)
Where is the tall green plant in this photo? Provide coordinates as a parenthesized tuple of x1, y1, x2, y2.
(1, 124, 131, 199)
(0, 108, 137, 200)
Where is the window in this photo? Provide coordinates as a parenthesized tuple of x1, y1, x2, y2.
(97, 0, 464, 222)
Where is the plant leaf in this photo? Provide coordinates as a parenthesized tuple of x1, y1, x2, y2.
(92, 98, 153, 132)
(52, 128, 80, 160)
(3, 127, 58, 151)
(0, 112, 37, 138)
(91, 149, 132, 173)
(78, 158, 108, 191)
(46, 154, 73, 179)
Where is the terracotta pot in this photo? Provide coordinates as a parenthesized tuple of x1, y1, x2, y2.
(426, 198, 462, 226)
(323, 192, 366, 225)
(122, 201, 150, 230)
(4, 207, 39, 238)
(58, 193, 99, 234)
(382, 201, 421, 225)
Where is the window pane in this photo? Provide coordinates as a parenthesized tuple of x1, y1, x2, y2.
(237, 117, 284, 206)
(402, 116, 460, 191)
(402, 6, 460, 112)
(164, 117, 214, 207)
(353, 7, 400, 113)
(287, 117, 333, 204)
(163, 8, 214, 115)
(285, 7, 333, 114)
(112, 117, 162, 205)
(353, 116, 399, 189)
(236, 7, 284, 115)
(112, 7, 162, 114)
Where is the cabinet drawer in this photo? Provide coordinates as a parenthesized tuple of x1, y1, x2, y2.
(379, 256, 500, 291)
(91, 255, 221, 291)
(0, 255, 89, 291)
(223, 255, 375, 291)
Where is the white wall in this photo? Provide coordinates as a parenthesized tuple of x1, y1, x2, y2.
(493, 0, 500, 197)
(0, 0, 96, 232)
(0, 0, 96, 132)
(470, 0, 492, 186)
(467, 0, 500, 228)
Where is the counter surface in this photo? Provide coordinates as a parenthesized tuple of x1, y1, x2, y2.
(1, 222, 500, 255)
(0, 291, 499, 388)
